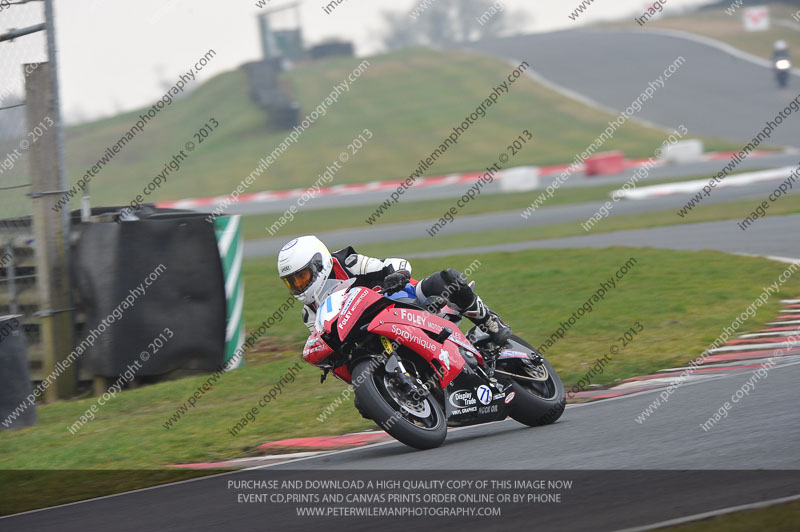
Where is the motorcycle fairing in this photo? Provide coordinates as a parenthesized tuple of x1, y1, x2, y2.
(370, 306, 480, 355)
(302, 333, 334, 365)
(443, 371, 512, 426)
(337, 287, 383, 341)
(368, 319, 465, 387)
(333, 366, 352, 383)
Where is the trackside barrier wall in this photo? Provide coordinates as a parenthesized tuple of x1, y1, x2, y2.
(72, 208, 226, 378)
(0, 314, 37, 429)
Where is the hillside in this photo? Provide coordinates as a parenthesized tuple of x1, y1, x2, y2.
(55, 48, 736, 209)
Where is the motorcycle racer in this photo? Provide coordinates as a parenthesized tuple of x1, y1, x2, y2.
(277, 235, 512, 345)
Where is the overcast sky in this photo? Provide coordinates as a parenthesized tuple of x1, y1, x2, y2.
(0, 0, 715, 123)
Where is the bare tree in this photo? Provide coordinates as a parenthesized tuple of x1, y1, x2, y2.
(383, 0, 528, 50)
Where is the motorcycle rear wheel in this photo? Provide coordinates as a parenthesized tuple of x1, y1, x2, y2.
(351, 358, 447, 450)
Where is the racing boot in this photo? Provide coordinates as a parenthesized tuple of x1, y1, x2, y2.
(463, 295, 512, 347)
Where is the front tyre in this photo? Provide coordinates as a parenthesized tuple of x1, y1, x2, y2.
(351, 358, 447, 450)
(505, 335, 566, 427)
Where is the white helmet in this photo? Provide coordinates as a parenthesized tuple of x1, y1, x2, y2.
(277, 236, 333, 305)
(775, 40, 788, 51)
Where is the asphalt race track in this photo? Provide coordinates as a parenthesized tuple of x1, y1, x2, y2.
(4, 362, 799, 531)
(408, 214, 800, 261)
(276, 360, 800, 471)
(244, 180, 800, 259)
(466, 29, 800, 148)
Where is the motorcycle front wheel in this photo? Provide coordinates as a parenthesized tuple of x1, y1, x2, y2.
(503, 335, 566, 427)
(351, 358, 447, 450)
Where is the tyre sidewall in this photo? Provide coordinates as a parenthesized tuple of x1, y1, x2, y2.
(506, 351, 566, 427)
(351, 358, 447, 450)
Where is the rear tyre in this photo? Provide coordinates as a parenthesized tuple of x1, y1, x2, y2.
(351, 358, 447, 450)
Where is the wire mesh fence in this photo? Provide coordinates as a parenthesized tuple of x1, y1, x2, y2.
(1, 0, 50, 374)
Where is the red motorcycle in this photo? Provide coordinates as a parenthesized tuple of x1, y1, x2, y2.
(302, 279, 565, 449)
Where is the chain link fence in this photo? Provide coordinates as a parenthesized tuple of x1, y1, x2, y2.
(1, 0, 51, 377)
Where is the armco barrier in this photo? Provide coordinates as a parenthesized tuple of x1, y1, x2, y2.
(72, 207, 227, 378)
(0, 314, 37, 430)
(585, 151, 626, 176)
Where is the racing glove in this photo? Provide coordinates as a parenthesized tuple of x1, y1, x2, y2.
(382, 270, 411, 293)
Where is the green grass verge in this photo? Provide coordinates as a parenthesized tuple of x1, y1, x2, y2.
(3, 48, 738, 218)
(659, 500, 800, 532)
(3, 248, 798, 471)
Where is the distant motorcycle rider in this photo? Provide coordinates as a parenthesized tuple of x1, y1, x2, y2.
(277, 235, 511, 345)
(773, 40, 790, 64)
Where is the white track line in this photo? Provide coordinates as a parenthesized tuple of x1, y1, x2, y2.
(735, 254, 800, 266)
(739, 331, 800, 338)
(614, 166, 796, 200)
(658, 355, 800, 372)
(710, 341, 799, 353)
(225, 451, 324, 463)
(612, 492, 800, 532)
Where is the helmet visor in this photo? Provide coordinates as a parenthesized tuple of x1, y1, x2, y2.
(282, 267, 314, 295)
(280, 254, 323, 296)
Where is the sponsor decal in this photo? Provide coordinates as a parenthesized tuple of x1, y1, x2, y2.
(451, 406, 478, 415)
(449, 390, 477, 408)
(478, 404, 499, 415)
(280, 265, 292, 273)
(499, 349, 530, 360)
(438, 349, 451, 371)
(303, 337, 329, 359)
(399, 308, 427, 327)
(380, 336, 394, 353)
(305, 343, 327, 354)
(493, 393, 506, 401)
(338, 289, 369, 331)
(476, 385, 492, 405)
(504, 392, 516, 404)
(280, 238, 299, 251)
(390, 324, 438, 353)
(339, 289, 360, 319)
(398, 309, 479, 354)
